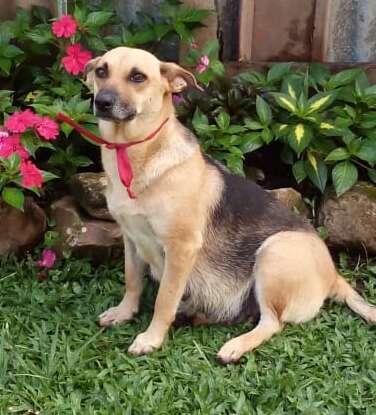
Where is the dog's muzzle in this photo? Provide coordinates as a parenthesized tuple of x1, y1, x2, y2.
(94, 89, 136, 121)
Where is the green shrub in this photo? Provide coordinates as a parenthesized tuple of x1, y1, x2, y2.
(185, 64, 376, 196)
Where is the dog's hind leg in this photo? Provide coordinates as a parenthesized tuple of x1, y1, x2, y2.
(217, 311, 282, 364)
(218, 231, 337, 364)
(98, 237, 146, 327)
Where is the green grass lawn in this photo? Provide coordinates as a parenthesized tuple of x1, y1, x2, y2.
(1, 255, 376, 415)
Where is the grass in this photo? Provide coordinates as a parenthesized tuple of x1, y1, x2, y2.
(1, 255, 376, 415)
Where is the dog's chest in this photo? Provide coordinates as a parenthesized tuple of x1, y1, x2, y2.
(122, 213, 163, 270)
(105, 179, 164, 280)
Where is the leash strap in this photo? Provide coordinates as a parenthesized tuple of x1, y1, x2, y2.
(56, 113, 169, 199)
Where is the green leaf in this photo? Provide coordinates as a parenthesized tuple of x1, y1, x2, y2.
(87, 37, 107, 51)
(347, 139, 362, 155)
(318, 121, 346, 137)
(332, 161, 358, 196)
(365, 85, 376, 96)
(0, 57, 11, 75)
(344, 105, 356, 120)
(74, 6, 85, 23)
(281, 74, 304, 100)
(271, 93, 298, 113)
(288, 123, 312, 155)
(225, 152, 244, 176)
(130, 28, 156, 45)
(41, 170, 59, 182)
(1, 187, 24, 210)
(261, 127, 273, 144)
(238, 71, 266, 86)
(1, 44, 23, 58)
(244, 118, 263, 130)
(173, 22, 191, 41)
(359, 111, 376, 129)
(368, 169, 376, 184)
(72, 156, 93, 167)
(227, 125, 246, 134)
(210, 60, 225, 76)
(297, 92, 308, 113)
(317, 226, 329, 240)
(327, 68, 362, 89)
(305, 153, 328, 193)
(154, 24, 171, 40)
(201, 40, 220, 58)
(273, 123, 290, 138)
(309, 63, 330, 86)
(86, 11, 112, 27)
(26, 29, 53, 44)
(177, 7, 211, 23)
(266, 63, 292, 83)
(292, 160, 307, 183)
(215, 112, 230, 130)
(75, 98, 91, 114)
(305, 91, 336, 115)
(356, 140, 376, 166)
(192, 107, 210, 135)
(256, 96, 272, 126)
(325, 148, 350, 162)
(239, 133, 264, 153)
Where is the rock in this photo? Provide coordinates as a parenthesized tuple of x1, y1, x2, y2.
(318, 182, 376, 254)
(69, 172, 113, 221)
(0, 197, 47, 255)
(51, 196, 123, 262)
(268, 187, 310, 217)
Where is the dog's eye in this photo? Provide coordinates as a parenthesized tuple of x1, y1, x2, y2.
(95, 67, 107, 78)
(129, 72, 147, 83)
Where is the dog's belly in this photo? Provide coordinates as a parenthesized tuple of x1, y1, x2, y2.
(180, 258, 256, 324)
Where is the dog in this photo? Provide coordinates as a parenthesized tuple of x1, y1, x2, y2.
(84, 47, 376, 363)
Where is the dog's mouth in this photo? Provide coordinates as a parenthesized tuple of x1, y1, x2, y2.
(96, 109, 137, 123)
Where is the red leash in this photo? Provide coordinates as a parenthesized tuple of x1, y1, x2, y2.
(56, 113, 169, 199)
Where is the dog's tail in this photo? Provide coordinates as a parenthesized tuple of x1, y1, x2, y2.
(331, 274, 376, 323)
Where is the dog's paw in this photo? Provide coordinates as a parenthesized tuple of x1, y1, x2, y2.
(128, 331, 164, 356)
(217, 338, 245, 364)
(98, 305, 136, 327)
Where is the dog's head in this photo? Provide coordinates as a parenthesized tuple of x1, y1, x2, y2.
(84, 47, 201, 122)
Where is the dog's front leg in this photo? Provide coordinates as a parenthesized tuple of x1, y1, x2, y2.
(128, 234, 201, 355)
(99, 237, 145, 327)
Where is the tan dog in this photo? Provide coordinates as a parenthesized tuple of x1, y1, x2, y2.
(85, 47, 376, 363)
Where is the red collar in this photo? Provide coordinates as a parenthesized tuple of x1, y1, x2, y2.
(56, 113, 169, 199)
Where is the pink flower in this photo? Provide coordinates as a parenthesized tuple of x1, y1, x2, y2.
(4, 110, 40, 133)
(172, 94, 184, 106)
(0, 130, 9, 139)
(52, 14, 78, 38)
(62, 43, 92, 75)
(35, 116, 59, 140)
(196, 55, 210, 74)
(20, 160, 43, 189)
(0, 134, 29, 159)
(37, 248, 57, 269)
(190, 41, 198, 49)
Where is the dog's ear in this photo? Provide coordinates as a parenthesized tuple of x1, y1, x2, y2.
(84, 57, 101, 90)
(160, 62, 203, 93)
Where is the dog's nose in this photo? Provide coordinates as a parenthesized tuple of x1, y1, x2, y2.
(95, 90, 116, 112)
